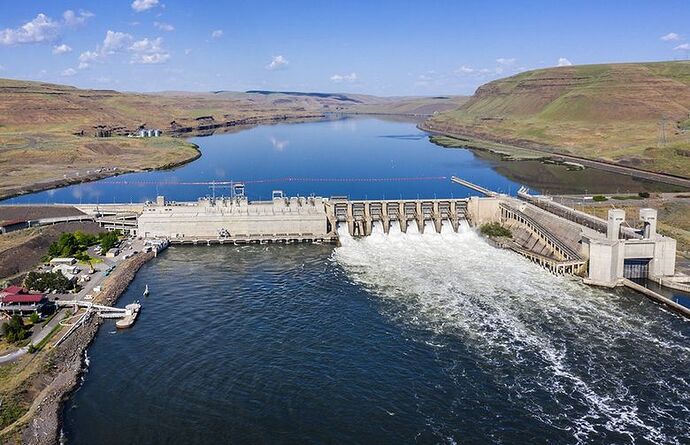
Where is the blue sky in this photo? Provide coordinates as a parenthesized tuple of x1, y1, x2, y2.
(0, 1, 688, 95)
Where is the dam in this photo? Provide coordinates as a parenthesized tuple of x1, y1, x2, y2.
(68, 177, 683, 296)
(104, 192, 487, 244)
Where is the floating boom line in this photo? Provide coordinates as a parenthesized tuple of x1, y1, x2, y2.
(100, 176, 448, 186)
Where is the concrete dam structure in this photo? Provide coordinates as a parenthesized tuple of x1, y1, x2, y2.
(134, 194, 496, 244)
(66, 177, 682, 312)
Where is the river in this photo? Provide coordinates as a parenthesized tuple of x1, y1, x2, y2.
(49, 117, 689, 444)
(5, 117, 681, 205)
(61, 226, 689, 444)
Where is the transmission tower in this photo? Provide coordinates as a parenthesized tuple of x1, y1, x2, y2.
(657, 116, 668, 147)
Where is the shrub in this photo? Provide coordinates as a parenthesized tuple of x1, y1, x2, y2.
(592, 195, 608, 202)
(29, 312, 40, 324)
(638, 192, 650, 199)
(480, 222, 512, 238)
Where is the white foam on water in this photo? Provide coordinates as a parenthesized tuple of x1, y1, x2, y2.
(332, 225, 689, 443)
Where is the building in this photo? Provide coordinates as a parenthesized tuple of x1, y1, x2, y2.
(137, 195, 328, 240)
(583, 208, 676, 286)
(0, 220, 29, 234)
(0, 286, 47, 316)
(49, 257, 77, 266)
(0, 285, 28, 299)
(137, 128, 161, 138)
(52, 264, 80, 282)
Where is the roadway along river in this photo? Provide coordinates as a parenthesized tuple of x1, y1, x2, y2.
(62, 225, 689, 444)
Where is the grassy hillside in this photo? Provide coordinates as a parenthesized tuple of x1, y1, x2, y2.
(0, 78, 464, 200)
(425, 61, 690, 177)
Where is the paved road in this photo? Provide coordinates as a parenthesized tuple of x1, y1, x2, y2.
(0, 237, 147, 364)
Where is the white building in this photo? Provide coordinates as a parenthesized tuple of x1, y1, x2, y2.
(583, 208, 676, 286)
(138, 128, 161, 138)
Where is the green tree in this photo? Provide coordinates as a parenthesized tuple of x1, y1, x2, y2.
(99, 231, 120, 252)
(3, 316, 28, 343)
(24, 271, 73, 293)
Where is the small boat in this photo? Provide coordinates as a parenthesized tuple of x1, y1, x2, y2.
(143, 284, 150, 296)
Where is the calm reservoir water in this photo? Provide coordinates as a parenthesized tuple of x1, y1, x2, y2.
(5, 117, 680, 204)
(50, 118, 688, 444)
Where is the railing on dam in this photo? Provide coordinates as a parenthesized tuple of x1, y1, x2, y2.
(517, 187, 639, 240)
(325, 198, 468, 236)
(499, 203, 586, 275)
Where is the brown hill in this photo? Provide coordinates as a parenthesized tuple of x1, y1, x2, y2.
(0, 78, 465, 200)
(424, 61, 690, 177)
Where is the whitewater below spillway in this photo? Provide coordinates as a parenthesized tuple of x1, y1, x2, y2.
(333, 223, 690, 444)
(63, 223, 689, 445)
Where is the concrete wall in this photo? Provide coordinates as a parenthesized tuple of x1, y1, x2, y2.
(467, 197, 500, 225)
(138, 197, 328, 239)
(585, 230, 677, 286)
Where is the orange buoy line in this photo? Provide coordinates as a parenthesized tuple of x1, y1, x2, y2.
(99, 176, 448, 186)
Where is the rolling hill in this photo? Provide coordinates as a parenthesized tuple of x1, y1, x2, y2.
(423, 61, 690, 178)
(0, 78, 465, 200)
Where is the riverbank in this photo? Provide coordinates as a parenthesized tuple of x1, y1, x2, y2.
(418, 122, 690, 190)
(0, 142, 201, 203)
(0, 252, 154, 445)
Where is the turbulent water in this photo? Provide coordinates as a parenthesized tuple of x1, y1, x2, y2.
(63, 227, 690, 444)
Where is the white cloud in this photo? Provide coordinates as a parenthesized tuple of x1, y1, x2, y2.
(0, 13, 60, 45)
(132, 52, 170, 64)
(675, 43, 690, 51)
(61, 67, 77, 76)
(455, 65, 475, 74)
(131, 0, 159, 12)
(266, 55, 288, 70)
(78, 50, 99, 69)
(661, 32, 681, 41)
(130, 37, 162, 52)
(557, 57, 573, 67)
(154, 21, 174, 32)
(0, 10, 92, 46)
(211, 29, 223, 39)
(129, 37, 170, 64)
(52, 43, 72, 54)
(78, 30, 170, 68)
(330, 72, 358, 83)
(102, 30, 133, 54)
(63, 10, 93, 27)
(496, 57, 516, 65)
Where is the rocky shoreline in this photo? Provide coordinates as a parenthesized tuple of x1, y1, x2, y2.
(4, 252, 154, 445)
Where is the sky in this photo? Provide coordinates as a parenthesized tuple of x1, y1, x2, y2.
(0, 1, 688, 96)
